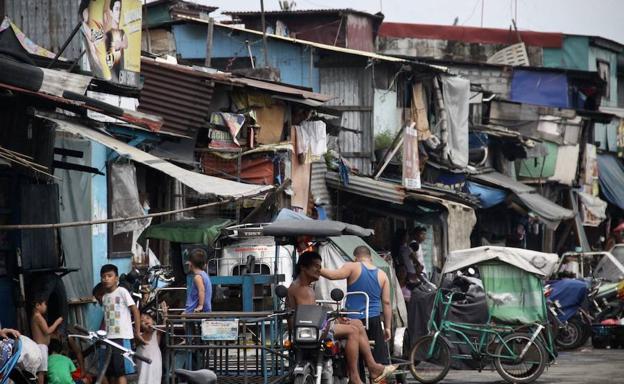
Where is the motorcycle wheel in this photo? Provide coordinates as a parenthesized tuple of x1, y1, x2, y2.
(494, 333, 547, 384)
(556, 317, 590, 350)
(409, 335, 450, 384)
(294, 369, 315, 384)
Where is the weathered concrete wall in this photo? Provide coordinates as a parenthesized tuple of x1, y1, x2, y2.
(377, 36, 543, 66)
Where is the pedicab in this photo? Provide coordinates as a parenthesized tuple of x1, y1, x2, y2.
(409, 246, 558, 384)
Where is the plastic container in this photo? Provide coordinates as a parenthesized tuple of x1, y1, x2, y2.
(591, 324, 624, 349)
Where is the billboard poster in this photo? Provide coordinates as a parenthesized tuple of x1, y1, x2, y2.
(402, 122, 421, 190)
(81, 0, 142, 87)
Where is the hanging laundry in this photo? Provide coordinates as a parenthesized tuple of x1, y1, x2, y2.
(210, 112, 245, 145)
(295, 120, 327, 164)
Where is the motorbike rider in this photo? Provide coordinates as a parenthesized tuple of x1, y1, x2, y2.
(320, 246, 392, 365)
(286, 252, 397, 384)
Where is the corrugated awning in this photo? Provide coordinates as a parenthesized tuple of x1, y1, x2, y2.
(44, 115, 272, 199)
(325, 171, 406, 204)
(472, 171, 574, 228)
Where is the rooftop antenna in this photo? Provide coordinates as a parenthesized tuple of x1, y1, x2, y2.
(480, 0, 484, 27)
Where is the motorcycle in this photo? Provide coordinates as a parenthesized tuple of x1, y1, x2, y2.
(547, 279, 592, 350)
(120, 265, 175, 313)
(276, 285, 356, 384)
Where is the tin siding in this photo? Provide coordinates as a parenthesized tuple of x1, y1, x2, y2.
(173, 24, 321, 91)
(5, 0, 83, 59)
(345, 14, 374, 52)
(320, 65, 373, 174)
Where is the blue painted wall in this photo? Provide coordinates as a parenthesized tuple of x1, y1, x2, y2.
(172, 24, 321, 91)
(85, 143, 133, 330)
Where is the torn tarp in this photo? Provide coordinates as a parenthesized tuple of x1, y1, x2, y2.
(472, 171, 574, 229)
(441, 75, 470, 168)
(577, 191, 607, 226)
(598, 154, 624, 210)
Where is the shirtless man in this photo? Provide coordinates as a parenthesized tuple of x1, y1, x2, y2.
(287, 252, 397, 384)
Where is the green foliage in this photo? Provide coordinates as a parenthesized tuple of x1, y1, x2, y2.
(374, 130, 395, 150)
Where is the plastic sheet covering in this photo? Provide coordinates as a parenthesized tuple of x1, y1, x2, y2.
(577, 191, 607, 225)
(443, 246, 559, 277)
(480, 263, 546, 324)
(110, 162, 151, 235)
(510, 69, 569, 108)
(142, 218, 234, 245)
(548, 279, 588, 322)
(55, 136, 93, 300)
(465, 181, 507, 208)
(597, 154, 624, 210)
(441, 75, 470, 168)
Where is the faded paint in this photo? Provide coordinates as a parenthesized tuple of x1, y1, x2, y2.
(345, 14, 375, 52)
(86, 142, 132, 330)
(373, 88, 402, 135)
(543, 35, 590, 71)
(377, 36, 544, 66)
(173, 23, 321, 90)
(5, 0, 82, 59)
(589, 46, 618, 107)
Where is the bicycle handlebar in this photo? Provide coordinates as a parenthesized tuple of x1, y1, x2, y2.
(69, 325, 152, 365)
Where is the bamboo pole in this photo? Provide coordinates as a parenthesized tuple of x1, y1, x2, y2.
(0, 198, 235, 230)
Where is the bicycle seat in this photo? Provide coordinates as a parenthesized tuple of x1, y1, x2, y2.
(175, 369, 217, 384)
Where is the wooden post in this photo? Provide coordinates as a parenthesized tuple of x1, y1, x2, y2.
(260, 0, 270, 68)
(205, 17, 214, 68)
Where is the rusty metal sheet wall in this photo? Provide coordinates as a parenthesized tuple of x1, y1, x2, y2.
(138, 59, 214, 138)
(320, 65, 373, 175)
(345, 14, 375, 52)
(5, 0, 83, 59)
(310, 161, 333, 219)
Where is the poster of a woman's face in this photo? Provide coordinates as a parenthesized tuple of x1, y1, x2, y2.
(80, 0, 139, 85)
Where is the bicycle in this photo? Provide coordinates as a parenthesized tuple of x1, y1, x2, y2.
(410, 289, 547, 384)
(68, 325, 151, 384)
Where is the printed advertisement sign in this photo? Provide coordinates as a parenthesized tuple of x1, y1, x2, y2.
(402, 122, 421, 190)
(81, 0, 142, 87)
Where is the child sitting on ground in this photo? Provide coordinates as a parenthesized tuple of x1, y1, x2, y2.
(136, 313, 161, 384)
(31, 299, 63, 384)
(47, 339, 76, 384)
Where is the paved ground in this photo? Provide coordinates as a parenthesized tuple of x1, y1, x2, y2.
(407, 347, 624, 384)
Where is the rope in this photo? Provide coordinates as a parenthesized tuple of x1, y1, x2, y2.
(0, 198, 235, 230)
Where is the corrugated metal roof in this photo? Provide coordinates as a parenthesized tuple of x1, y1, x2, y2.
(223, 8, 383, 20)
(325, 171, 405, 204)
(310, 161, 333, 219)
(139, 58, 215, 138)
(139, 58, 333, 137)
(176, 15, 447, 71)
(379, 22, 563, 48)
(47, 115, 272, 199)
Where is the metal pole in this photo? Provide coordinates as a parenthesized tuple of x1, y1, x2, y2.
(481, 0, 485, 27)
(48, 21, 82, 68)
(260, 0, 270, 68)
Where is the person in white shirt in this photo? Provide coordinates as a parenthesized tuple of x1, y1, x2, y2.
(100, 264, 145, 384)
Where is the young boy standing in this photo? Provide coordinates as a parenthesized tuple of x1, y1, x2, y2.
(31, 299, 63, 384)
(100, 264, 145, 384)
(184, 251, 212, 313)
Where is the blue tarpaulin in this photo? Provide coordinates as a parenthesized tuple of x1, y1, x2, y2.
(465, 181, 507, 208)
(510, 69, 569, 108)
(598, 154, 624, 210)
(548, 279, 588, 322)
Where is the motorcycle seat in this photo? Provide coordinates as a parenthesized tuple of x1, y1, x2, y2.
(175, 369, 217, 384)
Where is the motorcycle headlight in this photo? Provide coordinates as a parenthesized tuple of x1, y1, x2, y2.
(296, 327, 317, 342)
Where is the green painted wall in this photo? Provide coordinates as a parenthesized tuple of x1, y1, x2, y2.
(544, 35, 590, 70)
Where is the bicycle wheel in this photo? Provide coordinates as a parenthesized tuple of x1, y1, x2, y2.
(409, 335, 451, 384)
(494, 333, 547, 384)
